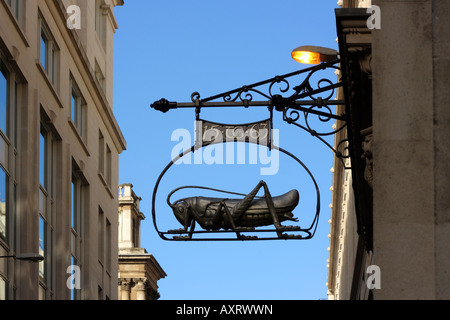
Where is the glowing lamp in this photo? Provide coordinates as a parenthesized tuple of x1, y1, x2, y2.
(291, 46, 338, 65)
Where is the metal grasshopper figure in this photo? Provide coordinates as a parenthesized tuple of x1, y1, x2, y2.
(167, 180, 302, 240)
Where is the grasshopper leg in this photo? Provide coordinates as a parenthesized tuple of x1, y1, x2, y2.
(220, 201, 244, 239)
(259, 181, 286, 238)
(231, 180, 285, 238)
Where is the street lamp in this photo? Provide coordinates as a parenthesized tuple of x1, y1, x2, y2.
(291, 45, 338, 65)
(0, 253, 44, 262)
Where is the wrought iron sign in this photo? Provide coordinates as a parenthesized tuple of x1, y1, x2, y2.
(150, 58, 349, 241)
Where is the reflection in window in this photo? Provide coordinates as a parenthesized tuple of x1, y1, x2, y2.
(0, 63, 8, 136)
(0, 168, 7, 241)
(95, 61, 105, 90)
(98, 130, 104, 175)
(39, 17, 58, 85)
(98, 207, 104, 263)
(0, 277, 6, 300)
(39, 119, 58, 299)
(39, 216, 46, 281)
(71, 168, 84, 300)
(71, 177, 77, 231)
(70, 256, 76, 300)
(5, 0, 21, 21)
(95, 0, 105, 47)
(39, 128, 46, 188)
(70, 78, 85, 138)
(106, 145, 111, 187)
(40, 31, 47, 71)
(106, 219, 111, 272)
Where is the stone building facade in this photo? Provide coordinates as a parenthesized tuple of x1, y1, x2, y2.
(328, 0, 450, 299)
(0, 0, 126, 299)
(118, 184, 166, 300)
(327, 0, 372, 300)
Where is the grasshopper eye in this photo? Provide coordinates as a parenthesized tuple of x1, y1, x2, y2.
(177, 204, 186, 214)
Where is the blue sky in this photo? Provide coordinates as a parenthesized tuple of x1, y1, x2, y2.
(113, 0, 340, 300)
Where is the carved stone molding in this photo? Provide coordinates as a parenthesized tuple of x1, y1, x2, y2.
(358, 49, 372, 79)
(361, 126, 373, 189)
(119, 279, 135, 290)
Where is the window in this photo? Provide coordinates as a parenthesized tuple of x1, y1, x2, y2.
(0, 277, 6, 300)
(98, 130, 104, 175)
(39, 127, 46, 188)
(0, 61, 9, 137)
(0, 169, 7, 241)
(6, 0, 21, 22)
(71, 165, 85, 300)
(0, 63, 7, 241)
(39, 16, 59, 86)
(0, 57, 19, 246)
(70, 77, 86, 138)
(98, 207, 104, 263)
(39, 125, 50, 285)
(38, 216, 46, 280)
(39, 118, 59, 299)
(95, 61, 105, 91)
(95, 0, 106, 47)
(106, 145, 111, 187)
(105, 218, 111, 272)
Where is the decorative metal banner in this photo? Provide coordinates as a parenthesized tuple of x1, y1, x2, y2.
(197, 118, 272, 148)
(150, 58, 349, 241)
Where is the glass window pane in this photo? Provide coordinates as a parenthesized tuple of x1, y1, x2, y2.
(98, 131, 104, 174)
(71, 178, 76, 230)
(98, 208, 104, 262)
(106, 219, 111, 271)
(5, 0, 20, 20)
(39, 285, 45, 300)
(71, 91, 77, 124)
(39, 216, 46, 281)
(71, 231, 75, 255)
(0, 168, 7, 241)
(0, 277, 6, 301)
(106, 146, 111, 186)
(39, 188, 47, 217)
(12, 82, 17, 148)
(0, 137, 8, 169)
(50, 47, 55, 84)
(14, 0, 20, 20)
(40, 31, 47, 70)
(39, 128, 46, 188)
(0, 64, 8, 136)
(70, 256, 75, 300)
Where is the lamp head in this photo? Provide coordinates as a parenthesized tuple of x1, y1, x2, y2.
(16, 253, 45, 262)
(291, 46, 338, 65)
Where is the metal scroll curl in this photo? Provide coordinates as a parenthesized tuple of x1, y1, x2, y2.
(151, 117, 321, 241)
(282, 102, 350, 169)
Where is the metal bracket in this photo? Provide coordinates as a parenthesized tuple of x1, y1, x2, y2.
(151, 59, 350, 168)
(150, 59, 351, 241)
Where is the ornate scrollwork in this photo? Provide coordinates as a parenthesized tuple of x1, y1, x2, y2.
(151, 58, 350, 168)
(269, 76, 291, 97)
(222, 86, 272, 104)
(282, 104, 350, 168)
(150, 58, 353, 241)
